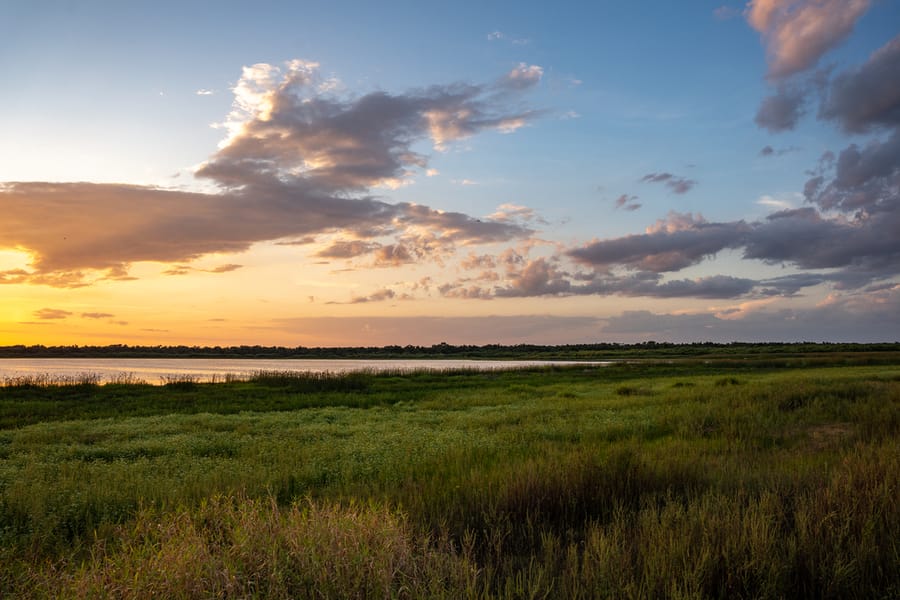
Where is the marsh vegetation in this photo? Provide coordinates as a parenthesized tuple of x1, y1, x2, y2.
(1, 357, 898, 598)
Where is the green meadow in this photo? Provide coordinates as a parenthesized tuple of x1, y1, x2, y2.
(1, 357, 898, 598)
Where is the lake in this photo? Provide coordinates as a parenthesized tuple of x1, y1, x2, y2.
(0, 358, 604, 385)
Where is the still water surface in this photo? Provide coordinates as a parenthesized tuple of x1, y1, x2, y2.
(0, 358, 602, 384)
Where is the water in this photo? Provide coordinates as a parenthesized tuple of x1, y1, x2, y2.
(0, 358, 604, 385)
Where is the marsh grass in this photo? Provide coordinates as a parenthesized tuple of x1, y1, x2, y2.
(1, 360, 898, 598)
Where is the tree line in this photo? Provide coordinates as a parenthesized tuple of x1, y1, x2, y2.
(0, 341, 897, 359)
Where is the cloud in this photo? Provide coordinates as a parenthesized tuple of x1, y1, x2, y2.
(747, 1, 879, 135)
(163, 265, 192, 276)
(569, 212, 745, 272)
(745, 0, 870, 79)
(460, 253, 497, 271)
(34, 308, 72, 320)
(493, 258, 758, 299)
(195, 89, 214, 96)
(714, 5, 741, 20)
(755, 84, 808, 131)
(316, 240, 382, 259)
(495, 258, 572, 297)
(569, 101, 900, 293)
(755, 194, 794, 210)
(804, 129, 900, 214)
(332, 288, 398, 304)
(614, 194, 641, 211)
(205, 263, 243, 273)
(759, 145, 799, 157)
(570, 191, 900, 292)
(639, 172, 697, 194)
(819, 35, 900, 134)
(0, 269, 30, 285)
(273, 315, 604, 346)
(601, 284, 900, 342)
(372, 244, 415, 267)
(81, 312, 115, 319)
(162, 263, 243, 276)
(486, 31, 530, 45)
(0, 61, 539, 286)
(439, 250, 763, 301)
(488, 203, 544, 224)
(591, 206, 894, 279)
(501, 63, 543, 90)
(438, 283, 495, 299)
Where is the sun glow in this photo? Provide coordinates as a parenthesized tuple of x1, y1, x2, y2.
(0, 249, 33, 271)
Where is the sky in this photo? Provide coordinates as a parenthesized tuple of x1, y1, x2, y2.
(1, 0, 899, 346)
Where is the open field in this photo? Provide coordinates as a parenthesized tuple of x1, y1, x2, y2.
(1, 356, 898, 598)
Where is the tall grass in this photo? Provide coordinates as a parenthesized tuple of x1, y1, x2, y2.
(21, 496, 475, 599)
(1, 360, 898, 597)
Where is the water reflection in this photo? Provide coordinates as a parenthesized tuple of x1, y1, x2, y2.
(0, 358, 605, 385)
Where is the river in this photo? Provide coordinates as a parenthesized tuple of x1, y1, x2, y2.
(0, 358, 604, 385)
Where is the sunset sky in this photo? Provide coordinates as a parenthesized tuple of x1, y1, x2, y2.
(1, 0, 899, 346)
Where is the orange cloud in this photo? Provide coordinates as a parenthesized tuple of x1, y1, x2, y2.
(746, 0, 870, 79)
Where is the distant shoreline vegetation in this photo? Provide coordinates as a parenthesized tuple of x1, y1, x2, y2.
(0, 341, 899, 360)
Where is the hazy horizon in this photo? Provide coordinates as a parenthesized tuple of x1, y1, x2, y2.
(2, 1, 899, 346)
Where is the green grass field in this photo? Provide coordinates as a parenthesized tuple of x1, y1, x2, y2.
(1, 358, 898, 598)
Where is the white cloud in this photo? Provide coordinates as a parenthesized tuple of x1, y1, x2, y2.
(503, 63, 544, 90)
(756, 194, 795, 210)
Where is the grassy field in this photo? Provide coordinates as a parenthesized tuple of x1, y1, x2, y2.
(1, 357, 898, 598)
